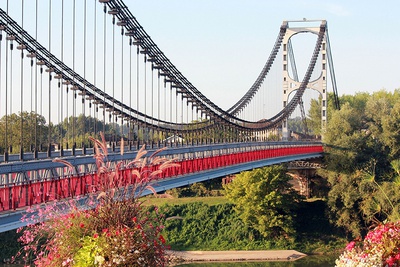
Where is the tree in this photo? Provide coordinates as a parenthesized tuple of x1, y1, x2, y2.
(0, 111, 48, 153)
(307, 97, 322, 136)
(287, 116, 305, 134)
(224, 165, 301, 240)
(325, 158, 400, 238)
(323, 102, 373, 173)
(324, 169, 369, 237)
(321, 90, 400, 238)
(381, 101, 400, 159)
(57, 115, 117, 148)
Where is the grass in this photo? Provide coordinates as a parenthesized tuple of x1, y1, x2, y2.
(141, 195, 230, 206)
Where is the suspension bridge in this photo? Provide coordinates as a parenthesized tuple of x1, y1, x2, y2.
(0, 0, 338, 232)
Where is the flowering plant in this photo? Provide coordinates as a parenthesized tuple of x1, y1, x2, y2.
(15, 133, 178, 267)
(336, 221, 400, 267)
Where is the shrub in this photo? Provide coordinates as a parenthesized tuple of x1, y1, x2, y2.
(15, 133, 177, 267)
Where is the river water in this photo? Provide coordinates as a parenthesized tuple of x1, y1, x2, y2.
(1, 255, 337, 267)
(177, 255, 337, 267)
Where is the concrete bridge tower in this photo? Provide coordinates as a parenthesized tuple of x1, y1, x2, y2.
(281, 20, 329, 140)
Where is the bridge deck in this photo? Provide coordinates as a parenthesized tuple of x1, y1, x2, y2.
(0, 142, 323, 233)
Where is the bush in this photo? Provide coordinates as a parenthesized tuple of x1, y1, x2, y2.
(166, 180, 224, 198)
(224, 166, 302, 240)
(159, 202, 295, 251)
(15, 134, 177, 267)
(0, 230, 21, 262)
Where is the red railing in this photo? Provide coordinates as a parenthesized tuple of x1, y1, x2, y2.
(0, 145, 323, 212)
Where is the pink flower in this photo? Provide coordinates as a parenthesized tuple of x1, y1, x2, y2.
(159, 234, 166, 244)
(79, 223, 84, 228)
(93, 233, 99, 238)
(346, 241, 356, 251)
(386, 256, 396, 266)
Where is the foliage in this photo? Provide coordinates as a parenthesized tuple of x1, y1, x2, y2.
(324, 158, 400, 238)
(0, 112, 135, 153)
(0, 111, 47, 153)
(287, 116, 306, 134)
(306, 92, 342, 136)
(324, 90, 400, 174)
(321, 89, 400, 237)
(181, 119, 242, 143)
(323, 102, 373, 173)
(160, 202, 292, 251)
(324, 169, 368, 237)
(143, 196, 228, 207)
(2, 196, 343, 261)
(15, 133, 177, 267)
(166, 180, 224, 198)
(223, 165, 302, 240)
(336, 221, 400, 267)
(294, 199, 347, 254)
(307, 97, 322, 136)
(0, 230, 22, 262)
(381, 101, 400, 159)
(295, 200, 337, 236)
(155, 197, 343, 253)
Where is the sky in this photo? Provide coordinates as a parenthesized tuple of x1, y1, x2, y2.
(0, 0, 399, 117)
(124, 0, 400, 108)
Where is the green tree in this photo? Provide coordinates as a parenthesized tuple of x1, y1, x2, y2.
(307, 97, 322, 136)
(287, 116, 305, 134)
(322, 90, 400, 237)
(323, 90, 400, 174)
(339, 92, 369, 112)
(0, 111, 48, 153)
(381, 101, 400, 159)
(323, 102, 373, 173)
(58, 115, 116, 148)
(223, 165, 301, 240)
(324, 169, 369, 237)
(325, 158, 400, 239)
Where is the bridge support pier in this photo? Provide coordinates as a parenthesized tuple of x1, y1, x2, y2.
(287, 160, 322, 198)
(288, 170, 314, 198)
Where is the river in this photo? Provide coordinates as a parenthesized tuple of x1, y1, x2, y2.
(177, 255, 337, 267)
(1, 255, 337, 267)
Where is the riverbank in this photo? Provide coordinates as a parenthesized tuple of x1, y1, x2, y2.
(167, 250, 306, 265)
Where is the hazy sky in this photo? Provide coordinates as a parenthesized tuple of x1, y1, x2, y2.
(1, 0, 399, 115)
(125, 0, 400, 107)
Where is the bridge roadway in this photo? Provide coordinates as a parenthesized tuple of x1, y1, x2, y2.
(0, 141, 323, 233)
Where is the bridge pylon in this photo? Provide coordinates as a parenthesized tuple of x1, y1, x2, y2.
(281, 20, 331, 140)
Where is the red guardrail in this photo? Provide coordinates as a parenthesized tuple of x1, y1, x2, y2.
(0, 145, 323, 212)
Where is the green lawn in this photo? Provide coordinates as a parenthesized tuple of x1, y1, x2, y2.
(141, 195, 229, 206)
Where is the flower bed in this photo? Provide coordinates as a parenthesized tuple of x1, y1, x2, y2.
(336, 221, 400, 267)
(14, 134, 177, 267)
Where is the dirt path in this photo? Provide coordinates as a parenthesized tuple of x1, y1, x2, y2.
(167, 250, 306, 264)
